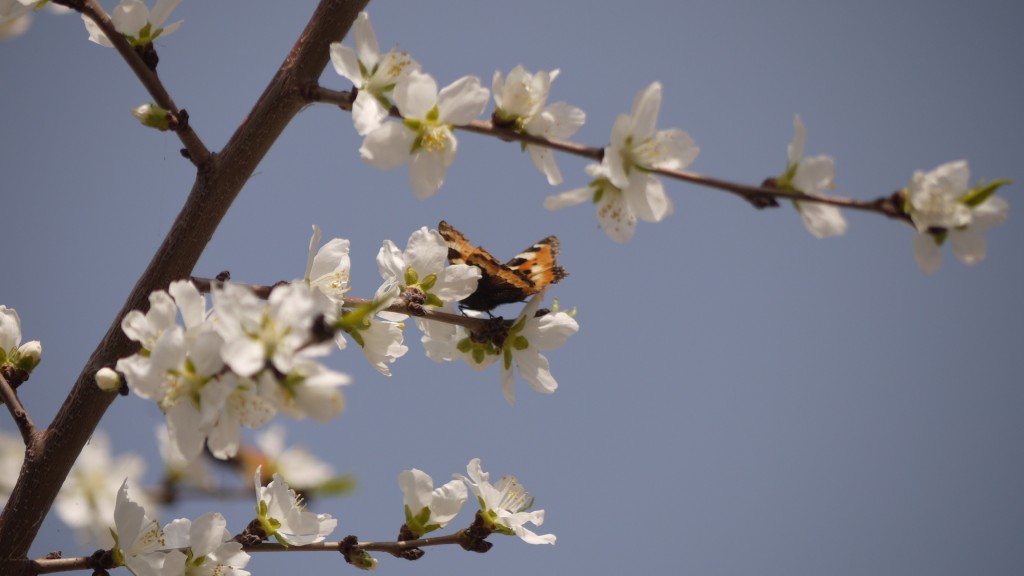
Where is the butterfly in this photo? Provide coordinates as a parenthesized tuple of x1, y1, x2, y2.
(438, 220, 568, 312)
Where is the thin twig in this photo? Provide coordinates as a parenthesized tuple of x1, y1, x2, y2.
(0, 372, 36, 443)
(310, 85, 914, 226)
(189, 276, 491, 332)
(79, 0, 211, 166)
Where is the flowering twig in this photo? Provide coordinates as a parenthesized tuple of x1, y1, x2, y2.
(310, 85, 912, 225)
(0, 372, 36, 443)
(189, 276, 492, 332)
(76, 0, 211, 166)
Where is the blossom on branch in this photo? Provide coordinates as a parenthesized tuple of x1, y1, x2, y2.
(492, 66, 586, 185)
(304, 225, 408, 375)
(0, 304, 41, 375)
(109, 480, 166, 576)
(906, 160, 1010, 272)
(456, 458, 555, 545)
(254, 466, 337, 546)
(360, 71, 490, 199)
(83, 0, 183, 47)
(377, 226, 481, 313)
(499, 293, 578, 406)
(776, 115, 847, 238)
(330, 11, 420, 136)
(162, 512, 252, 576)
(546, 82, 698, 242)
(399, 467, 468, 538)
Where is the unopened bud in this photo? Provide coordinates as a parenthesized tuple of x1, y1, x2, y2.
(95, 367, 122, 392)
(131, 103, 172, 131)
(15, 340, 41, 371)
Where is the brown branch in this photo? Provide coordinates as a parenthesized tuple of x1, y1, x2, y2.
(189, 276, 492, 332)
(0, 372, 36, 443)
(311, 86, 913, 226)
(0, 0, 370, 566)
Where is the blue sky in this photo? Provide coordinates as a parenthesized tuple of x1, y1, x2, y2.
(2, 1, 1023, 575)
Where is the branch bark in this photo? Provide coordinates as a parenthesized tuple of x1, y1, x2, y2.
(0, 0, 369, 565)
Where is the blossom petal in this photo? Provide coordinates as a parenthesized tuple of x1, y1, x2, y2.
(515, 351, 558, 396)
(788, 114, 806, 166)
(630, 81, 662, 142)
(950, 229, 987, 265)
(795, 201, 848, 238)
(596, 189, 637, 243)
(352, 91, 391, 136)
(626, 174, 673, 223)
(148, 0, 180, 29)
(352, 12, 380, 69)
(360, 122, 415, 169)
(648, 128, 700, 171)
(544, 186, 592, 211)
(394, 71, 437, 119)
(971, 196, 1009, 232)
(329, 43, 362, 85)
(912, 233, 942, 273)
(409, 148, 453, 200)
(437, 76, 490, 125)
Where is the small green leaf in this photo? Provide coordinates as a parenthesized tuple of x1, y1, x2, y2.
(426, 105, 440, 123)
(419, 273, 438, 291)
(961, 179, 1012, 208)
(512, 335, 529, 351)
(316, 475, 357, 495)
(404, 266, 419, 286)
(424, 293, 444, 307)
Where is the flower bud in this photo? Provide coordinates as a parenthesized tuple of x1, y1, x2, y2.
(95, 367, 122, 392)
(131, 103, 172, 131)
(16, 340, 41, 371)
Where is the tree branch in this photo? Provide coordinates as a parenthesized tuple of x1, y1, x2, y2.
(0, 372, 36, 443)
(311, 86, 913, 226)
(0, 0, 370, 565)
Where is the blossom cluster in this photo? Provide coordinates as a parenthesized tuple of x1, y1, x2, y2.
(399, 458, 555, 547)
(105, 223, 579, 462)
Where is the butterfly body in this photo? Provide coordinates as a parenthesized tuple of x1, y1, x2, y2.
(438, 220, 567, 312)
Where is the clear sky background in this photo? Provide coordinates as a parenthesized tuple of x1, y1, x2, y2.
(2, 1, 1023, 575)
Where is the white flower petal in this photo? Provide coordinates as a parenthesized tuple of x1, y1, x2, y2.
(629, 81, 662, 142)
(795, 201, 847, 238)
(410, 147, 453, 200)
(913, 233, 943, 273)
(394, 70, 437, 119)
(596, 188, 637, 243)
(360, 122, 415, 169)
(950, 229, 987, 265)
(352, 11, 380, 69)
(352, 90, 391, 136)
(626, 174, 673, 223)
(788, 114, 806, 166)
(544, 186, 592, 211)
(328, 42, 361, 85)
(437, 76, 490, 125)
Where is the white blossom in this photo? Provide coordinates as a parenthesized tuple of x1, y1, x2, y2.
(110, 480, 167, 576)
(162, 512, 251, 576)
(83, 0, 182, 47)
(377, 226, 481, 313)
(360, 71, 490, 199)
(254, 466, 337, 546)
(399, 468, 468, 537)
(909, 161, 1010, 273)
(499, 293, 578, 405)
(546, 83, 697, 242)
(782, 115, 847, 238)
(492, 66, 585, 185)
(329, 11, 420, 135)
(456, 458, 555, 545)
